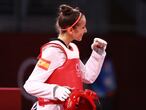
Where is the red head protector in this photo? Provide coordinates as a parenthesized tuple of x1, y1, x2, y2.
(63, 89, 101, 110)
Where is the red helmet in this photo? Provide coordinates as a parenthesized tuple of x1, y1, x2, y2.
(63, 89, 101, 110)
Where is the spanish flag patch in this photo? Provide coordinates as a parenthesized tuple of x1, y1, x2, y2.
(37, 58, 50, 70)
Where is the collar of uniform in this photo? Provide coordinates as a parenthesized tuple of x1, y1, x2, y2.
(49, 38, 67, 47)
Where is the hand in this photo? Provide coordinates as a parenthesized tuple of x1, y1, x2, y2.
(54, 86, 71, 101)
(91, 38, 107, 55)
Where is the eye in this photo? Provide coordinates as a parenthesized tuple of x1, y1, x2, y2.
(82, 26, 85, 29)
(82, 25, 86, 29)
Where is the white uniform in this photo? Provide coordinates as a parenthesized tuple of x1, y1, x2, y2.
(23, 40, 106, 110)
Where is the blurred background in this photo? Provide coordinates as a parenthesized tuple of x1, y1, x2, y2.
(0, 0, 146, 110)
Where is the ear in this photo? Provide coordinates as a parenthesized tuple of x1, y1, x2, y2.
(67, 27, 73, 35)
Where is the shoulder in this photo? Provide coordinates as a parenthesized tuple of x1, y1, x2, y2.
(41, 45, 65, 59)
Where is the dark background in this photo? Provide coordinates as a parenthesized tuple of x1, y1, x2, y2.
(0, 0, 146, 110)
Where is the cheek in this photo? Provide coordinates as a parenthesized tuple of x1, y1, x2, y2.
(76, 32, 84, 40)
(73, 29, 84, 40)
(75, 30, 82, 36)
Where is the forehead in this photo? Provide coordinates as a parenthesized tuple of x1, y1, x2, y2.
(78, 15, 86, 25)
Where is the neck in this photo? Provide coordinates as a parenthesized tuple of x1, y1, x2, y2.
(58, 33, 73, 47)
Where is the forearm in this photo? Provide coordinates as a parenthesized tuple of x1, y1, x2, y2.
(83, 51, 106, 84)
(23, 80, 57, 100)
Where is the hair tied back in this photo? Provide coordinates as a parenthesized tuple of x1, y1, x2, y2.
(59, 4, 73, 16)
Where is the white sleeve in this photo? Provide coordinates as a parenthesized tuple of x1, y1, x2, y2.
(23, 47, 66, 100)
(81, 50, 106, 84)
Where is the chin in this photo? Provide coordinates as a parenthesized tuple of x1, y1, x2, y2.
(78, 37, 83, 41)
(74, 36, 83, 41)
(76, 38, 82, 41)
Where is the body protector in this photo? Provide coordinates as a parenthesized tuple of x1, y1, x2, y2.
(45, 42, 83, 90)
(38, 41, 83, 106)
(64, 89, 101, 110)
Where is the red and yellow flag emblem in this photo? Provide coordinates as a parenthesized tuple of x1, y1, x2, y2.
(37, 58, 50, 70)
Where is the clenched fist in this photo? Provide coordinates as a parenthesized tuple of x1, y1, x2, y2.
(91, 38, 107, 55)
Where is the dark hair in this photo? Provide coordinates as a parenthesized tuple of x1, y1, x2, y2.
(56, 4, 83, 32)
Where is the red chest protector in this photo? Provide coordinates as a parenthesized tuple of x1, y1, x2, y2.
(46, 58, 83, 90)
(40, 42, 83, 90)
